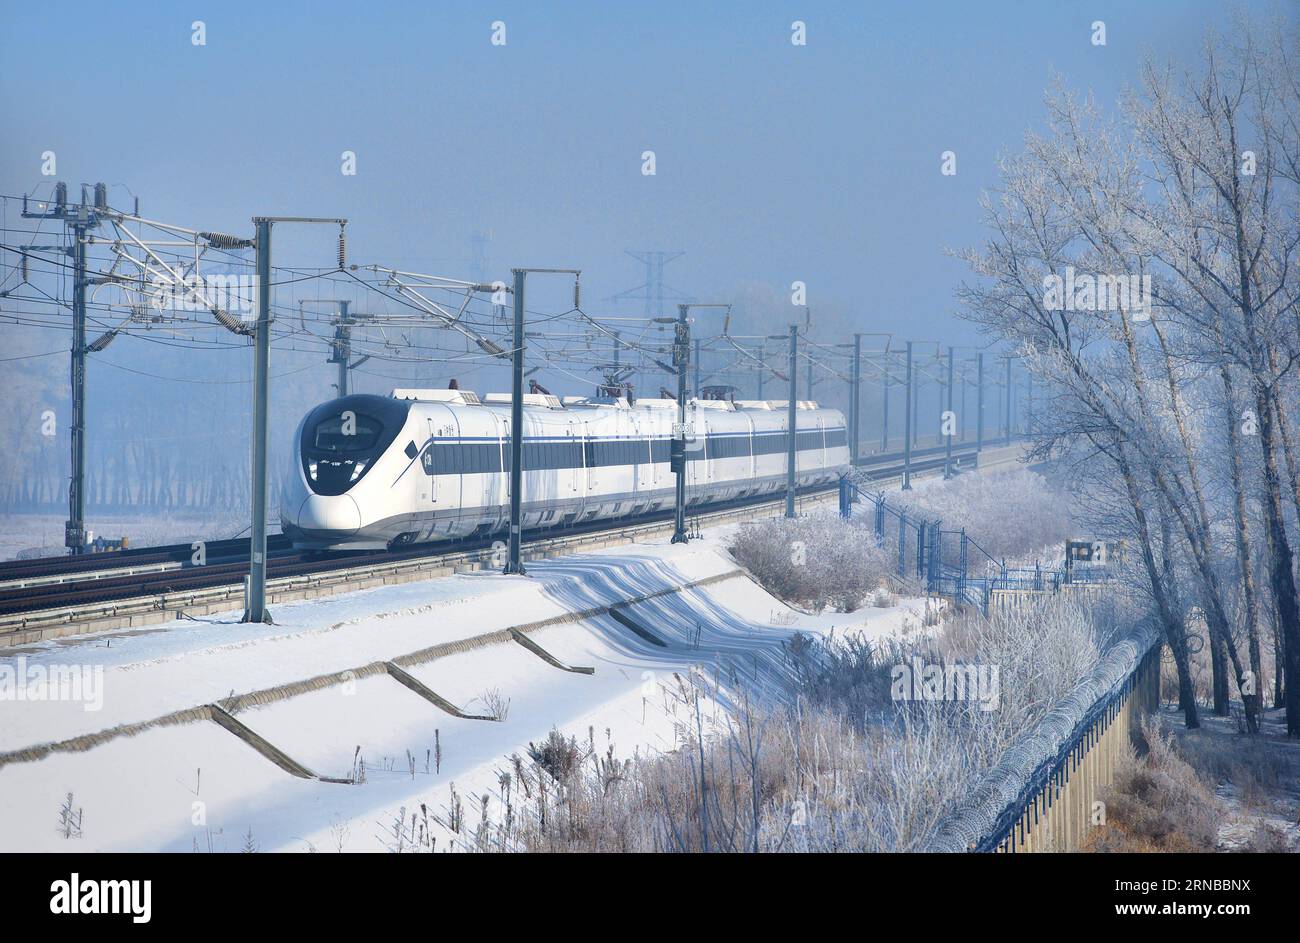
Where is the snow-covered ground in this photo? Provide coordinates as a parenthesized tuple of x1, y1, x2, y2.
(0, 510, 254, 561)
(0, 524, 930, 852)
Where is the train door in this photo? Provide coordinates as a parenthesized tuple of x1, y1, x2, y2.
(649, 417, 661, 491)
(498, 416, 511, 530)
(479, 412, 498, 528)
(748, 411, 759, 491)
(583, 418, 599, 503)
(423, 418, 438, 504)
(566, 426, 581, 511)
(577, 420, 591, 519)
(687, 406, 706, 496)
(638, 421, 653, 495)
(414, 417, 439, 540)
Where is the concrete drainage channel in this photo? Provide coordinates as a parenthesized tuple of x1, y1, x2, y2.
(0, 568, 745, 782)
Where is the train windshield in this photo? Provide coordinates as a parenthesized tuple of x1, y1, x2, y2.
(298, 394, 412, 496)
(313, 413, 383, 453)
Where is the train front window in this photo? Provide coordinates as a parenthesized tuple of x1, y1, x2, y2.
(313, 413, 383, 453)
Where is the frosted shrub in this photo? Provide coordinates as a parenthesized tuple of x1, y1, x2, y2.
(887, 468, 1072, 561)
(729, 513, 892, 612)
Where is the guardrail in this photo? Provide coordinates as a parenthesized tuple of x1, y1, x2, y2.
(925, 621, 1162, 852)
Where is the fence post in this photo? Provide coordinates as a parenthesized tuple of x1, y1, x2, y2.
(959, 528, 968, 602)
(898, 512, 906, 577)
(930, 522, 941, 587)
(875, 496, 885, 541)
(839, 476, 851, 519)
(934, 524, 942, 592)
(916, 520, 927, 580)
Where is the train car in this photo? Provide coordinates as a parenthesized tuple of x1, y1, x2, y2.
(281, 388, 849, 550)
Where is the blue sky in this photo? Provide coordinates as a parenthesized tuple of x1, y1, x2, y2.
(0, 0, 1279, 411)
(1, 0, 1258, 349)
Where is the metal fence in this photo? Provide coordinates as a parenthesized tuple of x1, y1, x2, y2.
(837, 475, 1162, 851)
(925, 623, 1162, 852)
(839, 476, 1112, 613)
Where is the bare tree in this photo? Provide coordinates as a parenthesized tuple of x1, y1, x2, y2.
(954, 18, 1300, 733)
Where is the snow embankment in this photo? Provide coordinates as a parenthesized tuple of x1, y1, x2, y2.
(0, 530, 928, 852)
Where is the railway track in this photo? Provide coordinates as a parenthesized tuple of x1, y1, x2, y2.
(0, 443, 1017, 646)
(0, 535, 293, 590)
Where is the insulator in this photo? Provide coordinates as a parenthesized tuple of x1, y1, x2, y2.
(20, 253, 28, 283)
(213, 307, 255, 335)
(54, 182, 67, 211)
(573, 277, 581, 310)
(87, 329, 116, 352)
(337, 228, 346, 269)
(94, 183, 108, 210)
(200, 231, 254, 250)
(477, 337, 507, 357)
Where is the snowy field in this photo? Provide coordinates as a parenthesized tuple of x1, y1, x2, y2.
(0, 510, 255, 561)
(0, 523, 930, 852)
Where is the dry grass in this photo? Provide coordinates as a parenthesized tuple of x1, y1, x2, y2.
(1085, 718, 1222, 853)
(450, 595, 1114, 853)
(1085, 711, 1300, 853)
(1173, 726, 1293, 811)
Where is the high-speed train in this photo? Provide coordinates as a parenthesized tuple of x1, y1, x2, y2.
(281, 388, 850, 550)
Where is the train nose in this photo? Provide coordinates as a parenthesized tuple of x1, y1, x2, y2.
(295, 493, 362, 536)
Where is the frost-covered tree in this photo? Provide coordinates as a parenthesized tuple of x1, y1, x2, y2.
(953, 15, 1300, 733)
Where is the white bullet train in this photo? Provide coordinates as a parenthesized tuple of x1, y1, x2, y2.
(281, 388, 850, 550)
